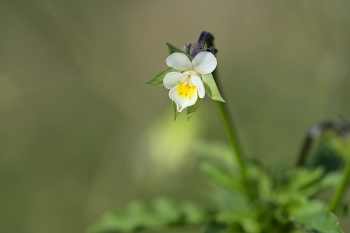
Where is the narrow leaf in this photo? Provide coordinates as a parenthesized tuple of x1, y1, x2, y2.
(172, 101, 179, 121)
(200, 162, 244, 192)
(166, 43, 193, 61)
(201, 73, 225, 102)
(287, 168, 324, 192)
(147, 67, 177, 86)
(187, 97, 202, 121)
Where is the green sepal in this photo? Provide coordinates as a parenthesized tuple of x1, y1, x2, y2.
(172, 101, 179, 121)
(202, 73, 225, 102)
(166, 43, 193, 61)
(187, 97, 202, 121)
(147, 67, 177, 86)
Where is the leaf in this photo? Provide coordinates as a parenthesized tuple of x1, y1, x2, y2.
(287, 168, 324, 193)
(172, 101, 179, 121)
(187, 97, 202, 121)
(301, 172, 342, 197)
(147, 67, 177, 86)
(193, 141, 235, 168)
(166, 43, 193, 61)
(201, 73, 225, 102)
(200, 162, 244, 192)
(152, 198, 182, 223)
(246, 162, 272, 199)
(180, 202, 206, 224)
(89, 198, 206, 233)
(289, 200, 343, 233)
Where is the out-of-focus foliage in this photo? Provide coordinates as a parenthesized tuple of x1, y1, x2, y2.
(91, 140, 346, 233)
(89, 198, 205, 233)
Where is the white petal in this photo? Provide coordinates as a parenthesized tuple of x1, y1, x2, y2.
(192, 52, 217, 75)
(163, 72, 187, 89)
(191, 75, 205, 98)
(166, 53, 192, 71)
(169, 85, 198, 112)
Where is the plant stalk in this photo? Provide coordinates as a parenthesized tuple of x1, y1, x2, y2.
(205, 33, 249, 194)
(328, 159, 350, 212)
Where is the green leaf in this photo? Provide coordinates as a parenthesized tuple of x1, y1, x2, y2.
(246, 162, 272, 199)
(289, 200, 343, 233)
(166, 43, 193, 61)
(172, 101, 179, 121)
(201, 73, 225, 102)
(89, 198, 206, 233)
(301, 171, 342, 197)
(147, 67, 177, 86)
(193, 141, 235, 168)
(180, 202, 206, 224)
(187, 97, 202, 121)
(286, 168, 324, 193)
(200, 162, 244, 192)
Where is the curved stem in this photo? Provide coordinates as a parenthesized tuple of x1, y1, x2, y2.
(296, 121, 335, 167)
(328, 159, 350, 212)
(205, 33, 250, 196)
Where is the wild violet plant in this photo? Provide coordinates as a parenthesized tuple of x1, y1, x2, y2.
(89, 32, 350, 233)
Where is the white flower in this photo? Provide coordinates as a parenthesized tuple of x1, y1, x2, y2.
(163, 52, 217, 112)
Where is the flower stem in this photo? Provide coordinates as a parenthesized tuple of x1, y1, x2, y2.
(215, 89, 248, 183)
(205, 33, 250, 196)
(328, 159, 350, 212)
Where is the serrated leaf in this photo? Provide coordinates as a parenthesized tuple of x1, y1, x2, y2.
(201, 73, 225, 102)
(147, 67, 177, 86)
(89, 198, 207, 233)
(187, 97, 202, 121)
(289, 200, 343, 233)
(166, 43, 194, 61)
(172, 101, 179, 121)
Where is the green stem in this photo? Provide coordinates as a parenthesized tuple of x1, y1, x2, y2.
(205, 35, 250, 196)
(215, 91, 248, 183)
(328, 159, 350, 212)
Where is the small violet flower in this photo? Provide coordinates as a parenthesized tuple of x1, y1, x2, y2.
(163, 52, 217, 112)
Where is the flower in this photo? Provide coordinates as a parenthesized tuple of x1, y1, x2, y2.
(163, 52, 217, 112)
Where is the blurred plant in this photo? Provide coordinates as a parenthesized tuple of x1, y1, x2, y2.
(89, 32, 350, 233)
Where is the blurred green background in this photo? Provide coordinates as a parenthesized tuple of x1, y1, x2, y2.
(1, 0, 350, 232)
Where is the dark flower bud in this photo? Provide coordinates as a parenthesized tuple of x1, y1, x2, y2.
(189, 43, 204, 57)
(182, 31, 218, 58)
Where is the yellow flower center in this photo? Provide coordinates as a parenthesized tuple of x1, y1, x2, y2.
(177, 81, 196, 99)
(178, 75, 197, 99)
(176, 69, 201, 99)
